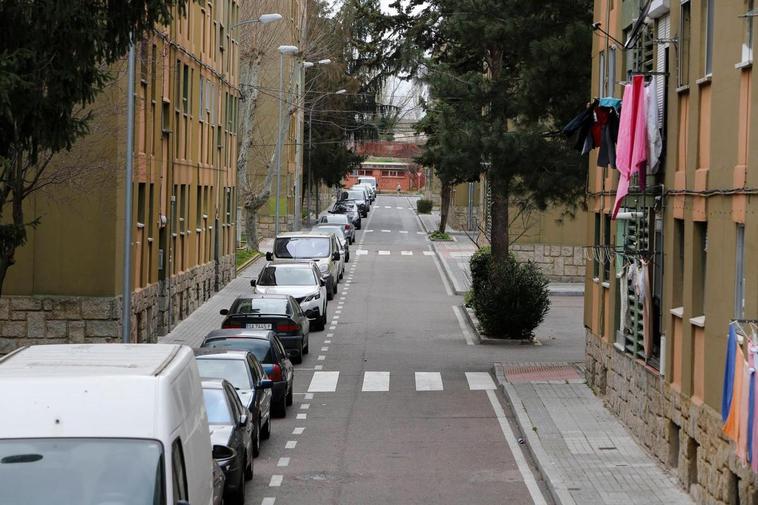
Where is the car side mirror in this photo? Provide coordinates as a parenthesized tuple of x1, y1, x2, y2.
(238, 413, 248, 426)
(220, 309, 229, 315)
(332, 251, 340, 261)
(265, 252, 273, 261)
(250, 279, 256, 287)
(257, 379, 273, 390)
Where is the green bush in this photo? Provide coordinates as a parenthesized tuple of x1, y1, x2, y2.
(469, 248, 550, 339)
(416, 199, 433, 214)
(429, 230, 451, 240)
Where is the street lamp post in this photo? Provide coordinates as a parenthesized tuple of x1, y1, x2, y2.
(274, 45, 299, 237)
(232, 13, 283, 29)
(306, 89, 346, 226)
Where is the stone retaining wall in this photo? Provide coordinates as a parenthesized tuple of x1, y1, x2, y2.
(0, 253, 236, 354)
(586, 330, 758, 505)
(511, 244, 585, 282)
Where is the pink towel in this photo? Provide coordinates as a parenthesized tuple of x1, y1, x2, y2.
(738, 353, 752, 462)
(613, 75, 648, 219)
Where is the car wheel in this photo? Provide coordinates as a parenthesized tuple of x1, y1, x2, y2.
(251, 419, 261, 460)
(339, 270, 344, 280)
(286, 382, 294, 406)
(261, 416, 271, 440)
(293, 343, 303, 364)
(304, 335, 309, 354)
(273, 393, 287, 418)
(346, 253, 350, 263)
(327, 280, 334, 300)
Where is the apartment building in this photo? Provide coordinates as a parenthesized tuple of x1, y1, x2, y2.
(586, 0, 758, 502)
(0, 1, 240, 352)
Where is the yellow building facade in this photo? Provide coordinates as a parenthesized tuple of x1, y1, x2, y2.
(0, 1, 240, 351)
(586, 0, 758, 502)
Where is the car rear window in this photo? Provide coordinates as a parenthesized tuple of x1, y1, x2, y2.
(232, 298, 290, 315)
(274, 237, 330, 259)
(258, 266, 317, 286)
(196, 358, 252, 389)
(346, 191, 364, 200)
(202, 388, 233, 424)
(321, 214, 348, 224)
(202, 338, 274, 363)
(316, 226, 345, 240)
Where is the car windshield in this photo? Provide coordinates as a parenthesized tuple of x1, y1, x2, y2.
(274, 237, 330, 259)
(232, 298, 290, 315)
(258, 266, 316, 286)
(203, 338, 274, 363)
(332, 203, 356, 213)
(0, 438, 163, 505)
(320, 214, 348, 224)
(203, 388, 233, 424)
(197, 358, 252, 389)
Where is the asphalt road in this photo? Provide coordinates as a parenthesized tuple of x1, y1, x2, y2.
(245, 194, 554, 505)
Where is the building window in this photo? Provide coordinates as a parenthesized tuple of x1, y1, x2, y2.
(673, 219, 684, 308)
(382, 170, 401, 177)
(703, 0, 714, 76)
(593, 213, 601, 279)
(182, 64, 189, 114)
(607, 47, 616, 96)
(744, 0, 754, 63)
(693, 222, 708, 316)
(599, 50, 606, 96)
(603, 214, 612, 281)
(679, 0, 691, 86)
(735, 224, 746, 318)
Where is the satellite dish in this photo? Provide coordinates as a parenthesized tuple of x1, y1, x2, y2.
(624, 0, 653, 50)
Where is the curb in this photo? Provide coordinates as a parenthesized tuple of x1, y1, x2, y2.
(461, 306, 539, 346)
(415, 210, 467, 296)
(493, 363, 577, 505)
(236, 252, 262, 274)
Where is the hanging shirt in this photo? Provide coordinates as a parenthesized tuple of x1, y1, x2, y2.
(613, 75, 648, 219)
(597, 108, 620, 169)
(645, 80, 663, 174)
(723, 325, 738, 421)
(724, 346, 746, 442)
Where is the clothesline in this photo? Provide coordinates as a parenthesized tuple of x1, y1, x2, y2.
(582, 245, 658, 266)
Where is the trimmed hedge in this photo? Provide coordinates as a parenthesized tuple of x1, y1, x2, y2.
(469, 247, 550, 339)
(416, 199, 433, 214)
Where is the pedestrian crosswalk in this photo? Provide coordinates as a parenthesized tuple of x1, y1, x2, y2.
(306, 370, 497, 393)
(355, 249, 436, 257)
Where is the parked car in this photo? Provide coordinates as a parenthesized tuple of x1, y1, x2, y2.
(358, 175, 377, 193)
(318, 213, 354, 244)
(352, 183, 375, 203)
(219, 294, 311, 363)
(266, 232, 341, 299)
(330, 200, 362, 230)
(195, 348, 273, 455)
(201, 379, 255, 505)
(313, 224, 350, 263)
(252, 261, 328, 330)
(340, 189, 369, 217)
(0, 344, 215, 505)
(201, 329, 295, 417)
(211, 459, 226, 505)
(304, 230, 344, 281)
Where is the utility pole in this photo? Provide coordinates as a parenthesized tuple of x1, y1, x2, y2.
(294, 60, 305, 231)
(121, 41, 136, 344)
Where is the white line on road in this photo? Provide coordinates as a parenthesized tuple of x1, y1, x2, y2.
(324, 339, 331, 344)
(378, 250, 390, 255)
(304, 393, 314, 400)
(423, 251, 435, 256)
(297, 413, 307, 420)
(384, 206, 392, 208)
(399, 230, 408, 234)
(277, 457, 290, 467)
(417, 231, 426, 235)
(308, 371, 339, 392)
(262, 498, 276, 505)
(401, 251, 413, 256)
(300, 403, 310, 410)
(365, 229, 374, 232)
(381, 229, 391, 233)
(326, 333, 334, 337)
(329, 325, 336, 330)
(292, 427, 305, 435)
(453, 306, 475, 346)
(314, 365, 323, 370)
(486, 390, 548, 505)
(362, 371, 390, 392)
(333, 315, 339, 320)
(269, 475, 283, 487)
(285, 441, 297, 449)
(415, 372, 443, 391)
(432, 252, 453, 296)
(465, 372, 497, 390)
(396, 206, 404, 210)
(321, 346, 329, 351)
(317, 355, 326, 361)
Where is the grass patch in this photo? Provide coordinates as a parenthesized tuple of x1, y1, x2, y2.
(429, 230, 451, 241)
(236, 248, 259, 268)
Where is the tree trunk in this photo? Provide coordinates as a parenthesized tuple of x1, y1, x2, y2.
(489, 175, 509, 262)
(244, 205, 260, 252)
(438, 182, 451, 233)
(237, 52, 263, 252)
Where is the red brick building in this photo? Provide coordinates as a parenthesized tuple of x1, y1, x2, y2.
(342, 141, 426, 193)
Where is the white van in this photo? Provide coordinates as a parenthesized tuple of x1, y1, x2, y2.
(358, 175, 377, 192)
(0, 344, 214, 505)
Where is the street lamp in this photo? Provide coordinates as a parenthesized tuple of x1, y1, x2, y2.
(306, 89, 347, 226)
(274, 45, 299, 236)
(232, 13, 283, 28)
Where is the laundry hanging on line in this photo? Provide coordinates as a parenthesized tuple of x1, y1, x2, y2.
(722, 321, 758, 466)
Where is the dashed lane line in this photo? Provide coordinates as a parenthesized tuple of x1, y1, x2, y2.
(414, 372, 444, 391)
(269, 475, 283, 487)
(308, 371, 340, 392)
(362, 371, 391, 392)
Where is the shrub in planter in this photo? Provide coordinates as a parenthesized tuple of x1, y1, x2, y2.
(469, 248, 550, 339)
(416, 199, 433, 214)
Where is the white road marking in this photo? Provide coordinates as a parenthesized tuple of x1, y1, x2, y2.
(378, 250, 390, 255)
(365, 229, 374, 232)
(401, 251, 413, 256)
(396, 206, 404, 210)
(269, 475, 283, 487)
(262, 498, 276, 505)
(415, 372, 443, 391)
(308, 371, 339, 392)
(297, 413, 307, 420)
(304, 393, 314, 400)
(384, 206, 392, 208)
(399, 230, 408, 234)
(277, 457, 290, 467)
(314, 365, 323, 370)
(285, 440, 297, 449)
(381, 229, 391, 233)
(317, 355, 326, 361)
(453, 306, 475, 346)
(417, 231, 426, 235)
(329, 325, 336, 330)
(326, 333, 334, 338)
(292, 427, 305, 435)
(362, 371, 390, 392)
(300, 403, 310, 410)
(450, 251, 472, 258)
(324, 339, 331, 344)
(487, 390, 548, 505)
(321, 346, 329, 351)
(465, 372, 497, 390)
(423, 251, 435, 256)
(333, 315, 340, 320)
(432, 253, 454, 296)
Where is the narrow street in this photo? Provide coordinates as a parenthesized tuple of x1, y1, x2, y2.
(244, 194, 546, 505)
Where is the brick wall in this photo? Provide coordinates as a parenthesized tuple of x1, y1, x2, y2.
(586, 330, 758, 505)
(511, 244, 586, 282)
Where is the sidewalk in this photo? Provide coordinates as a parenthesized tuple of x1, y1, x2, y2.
(494, 363, 694, 505)
(159, 238, 272, 348)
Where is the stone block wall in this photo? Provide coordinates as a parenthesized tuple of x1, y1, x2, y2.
(586, 330, 758, 505)
(511, 244, 586, 282)
(0, 253, 236, 354)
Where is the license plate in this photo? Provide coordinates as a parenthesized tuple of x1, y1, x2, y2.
(246, 323, 271, 329)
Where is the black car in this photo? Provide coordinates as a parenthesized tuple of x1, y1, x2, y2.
(201, 329, 295, 417)
(219, 294, 311, 364)
(202, 379, 256, 505)
(211, 456, 227, 505)
(339, 189, 369, 217)
(330, 200, 362, 230)
(195, 348, 274, 456)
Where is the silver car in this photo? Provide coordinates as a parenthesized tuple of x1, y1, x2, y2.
(266, 232, 341, 299)
(317, 213, 355, 243)
(253, 261, 329, 330)
(313, 224, 350, 263)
